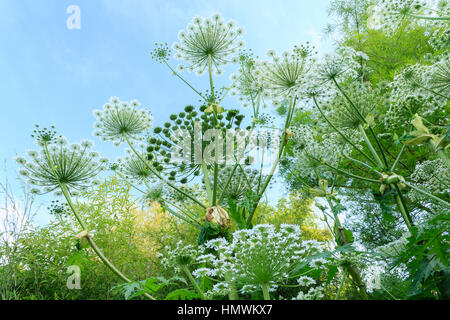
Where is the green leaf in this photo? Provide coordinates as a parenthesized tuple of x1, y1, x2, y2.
(66, 250, 91, 272)
(344, 229, 354, 244)
(334, 226, 354, 245)
(326, 265, 339, 285)
(197, 222, 221, 245)
(112, 281, 145, 300)
(331, 203, 346, 215)
(165, 289, 202, 300)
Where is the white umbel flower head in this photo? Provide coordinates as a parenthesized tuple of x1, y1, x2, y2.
(16, 137, 108, 195)
(254, 44, 314, 104)
(93, 97, 153, 146)
(173, 13, 245, 75)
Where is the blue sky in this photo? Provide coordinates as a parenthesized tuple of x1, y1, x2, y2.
(0, 0, 333, 225)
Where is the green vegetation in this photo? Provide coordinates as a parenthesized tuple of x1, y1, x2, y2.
(1, 1, 449, 300)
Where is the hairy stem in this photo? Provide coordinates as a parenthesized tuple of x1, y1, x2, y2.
(403, 181, 450, 208)
(324, 196, 368, 300)
(393, 184, 414, 231)
(182, 265, 207, 300)
(261, 283, 270, 300)
(358, 125, 383, 168)
(391, 144, 406, 172)
(43, 143, 155, 300)
(225, 273, 239, 300)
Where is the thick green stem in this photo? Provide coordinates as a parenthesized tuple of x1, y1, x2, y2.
(344, 154, 383, 176)
(213, 163, 218, 206)
(225, 273, 239, 300)
(202, 161, 213, 205)
(355, 128, 412, 229)
(208, 55, 215, 100)
(393, 185, 414, 231)
(403, 181, 450, 208)
(43, 143, 155, 300)
(391, 144, 406, 172)
(368, 126, 390, 168)
(207, 54, 219, 206)
(347, 266, 369, 300)
(358, 125, 383, 168)
(182, 265, 207, 300)
(261, 283, 270, 300)
(324, 196, 368, 300)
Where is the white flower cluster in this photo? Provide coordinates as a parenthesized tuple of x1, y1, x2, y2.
(407, 159, 450, 205)
(290, 125, 347, 180)
(297, 276, 316, 287)
(326, 82, 382, 129)
(229, 51, 270, 108)
(192, 224, 325, 298)
(297, 46, 368, 104)
(362, 264, 385, 293)
(427, 57, 450, 96)
(252, 45, 314, 106)
(293, 286, 325, 300)
(173, 13, 245, 75)
(112, 148, 155, 184)
(16, 138, 108, 196)
(318, 47, 366, 83)
(376, 0, 426, 30)
(374, 0, 450, 54)
(159, 241, 200, 273)
(384, 58, 448, 130)
(376, 0, 449, 32)
(376, 231, 411, 257)
(93, 97, 153, 146)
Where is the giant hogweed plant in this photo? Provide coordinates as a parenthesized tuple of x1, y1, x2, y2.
(15, 13, 316, 299)
(282, 8, 449, 298)
(14, 11, 449, 300)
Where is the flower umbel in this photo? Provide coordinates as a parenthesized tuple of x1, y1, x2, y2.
(16, 137, 108, 195)
(93, 97, 153, 146)
(254, 44, 314, 104)
(173, 13, 245, 75)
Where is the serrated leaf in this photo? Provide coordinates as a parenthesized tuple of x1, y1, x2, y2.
(326, 265, 339, 285)
(165, 289, 201, 300)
